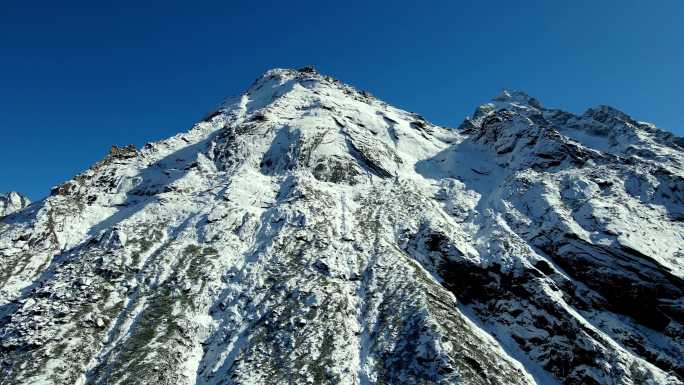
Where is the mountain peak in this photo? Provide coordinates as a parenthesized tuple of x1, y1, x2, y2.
(249, 67, 326, 89)
(492, 89, 543, 109)
(0, 191, 30, 216)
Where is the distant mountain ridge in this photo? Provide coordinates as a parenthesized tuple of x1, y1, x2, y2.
(0, 68, 682, 385)
(0, 192, 30, 217)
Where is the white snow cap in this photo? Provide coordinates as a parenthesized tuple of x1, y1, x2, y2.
(492, 89, 543, 108)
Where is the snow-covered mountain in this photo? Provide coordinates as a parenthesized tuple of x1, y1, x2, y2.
(0, 192, 30, 217)
(1, 68, 682, 385)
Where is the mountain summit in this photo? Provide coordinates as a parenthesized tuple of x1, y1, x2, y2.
(1, 68, 683, 385)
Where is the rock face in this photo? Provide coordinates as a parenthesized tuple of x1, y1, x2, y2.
(0, 192, 30, 217)
(0, 69, 682, 385)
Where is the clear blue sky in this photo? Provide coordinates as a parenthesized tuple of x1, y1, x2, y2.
(2, 1, 683, 200)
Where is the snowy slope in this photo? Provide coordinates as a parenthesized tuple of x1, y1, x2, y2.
(0, 68, 682, 385)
